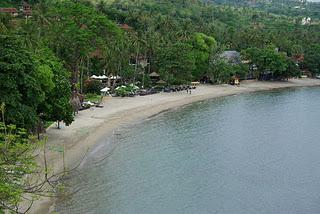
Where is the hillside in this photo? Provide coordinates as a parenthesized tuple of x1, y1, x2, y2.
(0, 0, 39, 7)
(209, 0, 320, 19)
(1, 0, 320, 211)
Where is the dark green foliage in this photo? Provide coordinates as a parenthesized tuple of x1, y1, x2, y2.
(0, 35, 43, 130)
(0, 35, 74, 130)
(0, 121, 38, 212)
(0, 0, 21, 7)
(83, 79, 103, 94)
(156, 42, 196, 84)
(101, 0, 319, 83)
(234, 64, 250, 79)
(0, 14, 14, 33)
(114, 84, 138, 97)
(242, 47, 297, 80)
(208, 0, 320, 20)
(44, 0, 124, 83)
(192, 33, 217, 80)
(34, 48, 74, 126)
(208, 59, 237, 83)
(1, 0, 320, 211)
(0, 0, 318, 131)
(303, 44, 320, 75)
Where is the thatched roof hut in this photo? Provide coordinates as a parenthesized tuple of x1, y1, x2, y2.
(220, 51, 241, 64)
(149, 72, 160, 78)
(156, 80, 166, 85)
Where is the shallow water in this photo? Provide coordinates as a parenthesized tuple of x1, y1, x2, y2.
(56, 87, 320, 214)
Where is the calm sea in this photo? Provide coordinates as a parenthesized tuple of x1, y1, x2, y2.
(56, 87, 320, 214)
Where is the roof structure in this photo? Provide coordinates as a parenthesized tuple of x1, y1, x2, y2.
(293, 54, 304, 62)
(149, 72, 160, 78)
(101, 87, 110, 92)
(109, 75, 121, 80)
(0, 8, 18, 13)
(89, 49, 103, 58)
(156, 80, 166, 84)
(119, 24, 132, 30)
(220, 51, 241, 64)
(91, 75, 108, 80)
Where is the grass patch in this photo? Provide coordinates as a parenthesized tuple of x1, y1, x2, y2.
(84, 93, 103, 103)
(44, 121, 55, 129)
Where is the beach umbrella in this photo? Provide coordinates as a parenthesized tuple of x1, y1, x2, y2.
(149, 72, 160, 77)
(156, 80, 166, 85)
(109, 75, 122, 80)
(100, 87, 110, 92)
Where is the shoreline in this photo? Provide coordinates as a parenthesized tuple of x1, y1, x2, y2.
(30, 78, 320, 213)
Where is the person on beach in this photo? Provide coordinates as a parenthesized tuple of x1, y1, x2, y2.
(189, 90, 191, 94)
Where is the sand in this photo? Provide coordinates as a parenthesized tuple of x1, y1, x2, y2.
(28, 78, 320, 213)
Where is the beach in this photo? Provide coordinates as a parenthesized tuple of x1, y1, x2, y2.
(30, 78, 320, 213)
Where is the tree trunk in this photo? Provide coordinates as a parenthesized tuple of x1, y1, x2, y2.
(134, 43, 140, 84)
(72, 62, 79, 84)
(79, 58, 84, 94)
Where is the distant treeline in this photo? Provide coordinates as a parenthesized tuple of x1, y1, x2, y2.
(208, 0, 320, 19)
(0, 0, 319, 131)
(1, 0, 320, 211)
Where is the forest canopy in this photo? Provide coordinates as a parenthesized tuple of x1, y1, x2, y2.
(0, 0, 319, 131)
(1, 0, 320, 211)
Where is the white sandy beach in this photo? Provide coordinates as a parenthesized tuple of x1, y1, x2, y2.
(29, 78, 320, 213)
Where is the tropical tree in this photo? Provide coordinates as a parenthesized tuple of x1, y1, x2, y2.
(156, 42, 196, 84)
(0, 120, 38, 213)
(208, 58, 234, 83)
(242, 47, 291, 80)
(0, 35, 46, 130)
(44, 0, 122, 83)
(304, 44, 320, 75)
(0, 35, 74, 131)
(34, 48, 74, 127)
(191, 32, 217, 80)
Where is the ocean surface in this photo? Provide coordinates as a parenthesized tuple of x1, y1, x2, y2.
(56, 87, 320, 214)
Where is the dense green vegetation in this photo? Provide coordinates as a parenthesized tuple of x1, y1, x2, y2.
(0, 34, 73, 131)
(242, 46, 300, 80)
(0, 103, 50, 213)
(0, 0, 320, 211)
(1, 0, 320, 131)
(211, 0, 320, 19)
(97, 0, 319, 78)
(0, 120, 38, 213)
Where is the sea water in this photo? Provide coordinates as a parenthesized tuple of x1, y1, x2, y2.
(56, 87, 320, 214)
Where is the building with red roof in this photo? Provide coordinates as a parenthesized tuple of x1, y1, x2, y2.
(0, 8, 18, 16)
(119, 24, 132, 31)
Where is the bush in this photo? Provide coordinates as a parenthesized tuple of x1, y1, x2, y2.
(83, 79, 102, 94)
(208, 59, 234, 84)
(84, 93, 103, 103)
(115, 84, 139, 97)
(0, 122, 38, 212)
